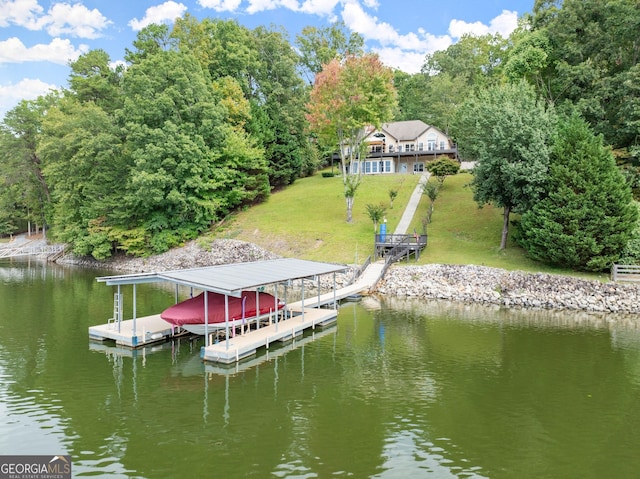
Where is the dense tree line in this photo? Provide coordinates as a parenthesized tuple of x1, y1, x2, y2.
(2, 2, 639, 271)
(397, 0, 640, 271)
(0, 19, 356, 258)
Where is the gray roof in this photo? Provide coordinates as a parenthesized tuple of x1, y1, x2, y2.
(97, 258, 348, 296)
(381, 120, 430, 141)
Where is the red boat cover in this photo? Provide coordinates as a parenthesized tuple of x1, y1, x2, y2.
(160, 291, 283, 327)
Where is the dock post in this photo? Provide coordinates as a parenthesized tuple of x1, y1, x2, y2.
(132, 284, 137, 340)
(117, 285, 122, 333)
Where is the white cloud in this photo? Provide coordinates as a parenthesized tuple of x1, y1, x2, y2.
(340, 1, 451, 73)
(338, 3, 520, 73)
(374, 46, 429, 74)
(246, 0, 300, 14)
(197, 0, 339, 17)
(0, 0, 43, 29)
(128, 1, 188, 31)
(0, 78, 59, 118)
(0, 1, 111, 38)
(449, 10, 519, 39)
(298, 0, 340, 17)
(488, 10, 520, 37)
(197, 0, 242, 12)
(44, 3, 112, 39)
(0, 37, 89, 64)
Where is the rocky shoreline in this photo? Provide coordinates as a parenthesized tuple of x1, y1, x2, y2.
(377, 263, 640, 314)
(59, 239, 640, 315)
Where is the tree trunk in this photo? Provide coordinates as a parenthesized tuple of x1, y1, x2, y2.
(346, 195, 354, 223)
(500, 205, 511, 250)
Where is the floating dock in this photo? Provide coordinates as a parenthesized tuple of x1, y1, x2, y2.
(89, 258, 388, 364)
(204, 323, 337, 375)
(88, 314, 182, 348)
(201, 306, 336, 364)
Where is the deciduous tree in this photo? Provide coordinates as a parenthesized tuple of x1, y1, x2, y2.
(453, 81, 555, 249)
(306, 54, 397, 222)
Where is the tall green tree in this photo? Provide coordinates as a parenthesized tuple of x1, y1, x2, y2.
(119, 49, 268, 254)
(68, 49, 124, 112)
(529, 0, 640, 150)
(518, 115, 638, 271)
(295, 21, 364, 82)
(248, 26, 309, 187)
(39, 97, 124, 258)
(173, 17, 310, 187)
(423, 33, 508, 88)
(395, 71, 467, 135)
(306, 54, 397, 223)
(0, 95, 58, 233)
(453, 81, 555, 249)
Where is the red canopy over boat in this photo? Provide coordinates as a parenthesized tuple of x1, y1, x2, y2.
(160, 290, 284, 327)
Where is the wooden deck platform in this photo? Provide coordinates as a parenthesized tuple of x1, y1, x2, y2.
(88, 314, 182, 348)
(204, 324, 337, 375)
(201, 307, 337, 364)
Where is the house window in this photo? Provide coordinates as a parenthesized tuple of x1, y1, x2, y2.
(385, 160, 392, 173)
(427, 132, 437, 151)
(398, 145, 403, 152)
(351, 162, 359, 174)
(407, 144, 415, 152)
(389, 144, 394, 152)
(413, 162, 424, 173)
(440, 141, 446, 150)
(371, 145, 382, 153)
(371, 161, 378, 173)
(418, 143, 424, 151)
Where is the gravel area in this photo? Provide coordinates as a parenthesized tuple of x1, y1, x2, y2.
(57, 239, 282, 272)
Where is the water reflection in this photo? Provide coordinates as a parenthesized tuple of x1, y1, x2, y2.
(3, 260, 640, 478)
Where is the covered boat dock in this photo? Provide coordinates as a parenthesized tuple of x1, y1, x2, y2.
(90, 258, 348, 363)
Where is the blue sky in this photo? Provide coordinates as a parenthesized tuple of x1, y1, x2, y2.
(0, 0, 533, 117)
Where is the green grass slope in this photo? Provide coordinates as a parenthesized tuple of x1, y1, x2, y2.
(210, 171, 605, 279)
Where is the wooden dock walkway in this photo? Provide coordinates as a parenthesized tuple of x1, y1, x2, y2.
(201, 307, 337, 364)
(88, 314, 181, 347)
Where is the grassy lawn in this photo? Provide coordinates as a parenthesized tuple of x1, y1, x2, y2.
(210, 171, 420, 264)
(410, 175, 582, 271)
(210, 170, 607, 280)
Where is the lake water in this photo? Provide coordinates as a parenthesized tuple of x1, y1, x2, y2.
(2, 259, 640, 478)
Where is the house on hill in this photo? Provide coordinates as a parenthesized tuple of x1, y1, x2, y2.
(345, 120, 458, 175)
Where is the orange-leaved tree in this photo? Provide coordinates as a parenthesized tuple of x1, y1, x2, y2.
(306, 54, 397, 222)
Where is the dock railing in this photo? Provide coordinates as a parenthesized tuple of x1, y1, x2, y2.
(611, 264, 640, 282)
(374, 233, 427, 263)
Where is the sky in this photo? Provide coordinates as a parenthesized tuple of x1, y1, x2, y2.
(0, 0, 534, 118)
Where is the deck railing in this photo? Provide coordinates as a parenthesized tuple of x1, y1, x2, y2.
(0, 244, 65, 260)
(611, 264, 640, 282)
(374, 233, 427, 264)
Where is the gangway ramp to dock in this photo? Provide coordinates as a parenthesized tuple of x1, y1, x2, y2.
(289, 260, 386, 310)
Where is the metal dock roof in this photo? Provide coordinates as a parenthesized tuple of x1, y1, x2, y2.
(96, 258, 348, 296)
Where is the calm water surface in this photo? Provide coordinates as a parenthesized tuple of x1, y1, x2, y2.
(2, 259, 640, 478)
